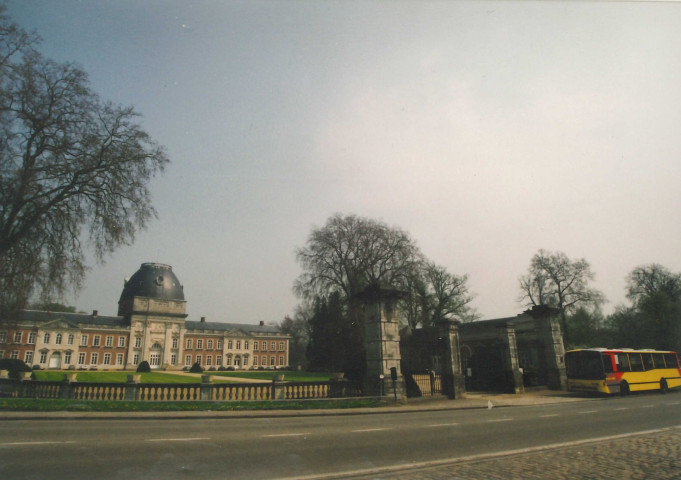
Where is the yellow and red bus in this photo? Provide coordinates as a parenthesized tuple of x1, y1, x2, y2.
(566, 348, 681, 395)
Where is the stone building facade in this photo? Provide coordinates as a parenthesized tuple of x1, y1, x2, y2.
(0, 263, 289, 371)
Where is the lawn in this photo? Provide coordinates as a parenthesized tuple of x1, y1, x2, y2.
(30, 370, 339, 383)
(208, 371, 339, 382)
(33, 371, 201, 384)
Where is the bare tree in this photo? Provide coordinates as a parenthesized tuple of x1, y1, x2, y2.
(0, 10, 168, 316)
(403, 261, 477, 329)
(294, 213, 420, 302)
(518, 249, 605, 338)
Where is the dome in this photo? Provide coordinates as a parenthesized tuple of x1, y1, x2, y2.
(119, 263, 185, 303)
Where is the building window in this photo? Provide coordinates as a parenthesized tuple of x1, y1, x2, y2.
(186, 339, 193, 349)
(227, 340, 233, 349)
(118, 336, 126, 347)
(116, 354, 124, 365)
(279, 342, 285, 351)
(243, 356, 248, 366)
(261, 356, 267, 366)
(253, 356, 258, 366)
(279, 356, 284, 366)
(106, 336, 113, 347)
(170, 354, 177, 366)
(135, 337, 142, 348)
(90, 353, 98, 365)
(244, 340, 249, 350)
(270, 356, 275, 366)
(67, 334, 74, 345)
(24, 351, 33, 364)
(0, 331, 5, 342)
(215, 355, 222, 366)
(93, 335, 101, 346)
(14, 332, 22, 343)
(207, 339, 213, 349)
(103, 353, 111, 365)
(64, 352, 72, 364)
(43, 333, 50, 344)
(196, 355, 202, 365)
(38, 351, 46, 363)
(271, 342, 276, 351)
(28, 332, 36, 344)
(172, 338, 178, 349)
(236, 340, 241, 350)
(217, 341, 223, 349)
(10, 350, 19, 359)
(197, 339, 203, 349)
(55, 333, 62, 345)
(133, 354, 139, 365)
(81, 335, 88, 346)
(226, 355, 232, 366)
(206, 355, 212, 366)
(185, 355, 192, 366)
(253, 341, 259, 351)
(78, 353, 86, 365)
(262, 342, 267, 351)
(150, 354, 160, 366)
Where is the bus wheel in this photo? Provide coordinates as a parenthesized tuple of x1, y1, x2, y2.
(660, 378, 669, 394)
(620, 381, 629, 396)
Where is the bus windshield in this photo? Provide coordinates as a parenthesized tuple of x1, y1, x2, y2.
(566, 350, 606, 380)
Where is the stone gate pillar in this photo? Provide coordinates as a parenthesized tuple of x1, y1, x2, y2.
(355, 284, 407, 400)
(435, 318, 466, 399)
(526, 305, 567, 390)
(500, 323, 524, 394)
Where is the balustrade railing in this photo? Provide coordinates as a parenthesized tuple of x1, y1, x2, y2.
(0, 375, 362, 402)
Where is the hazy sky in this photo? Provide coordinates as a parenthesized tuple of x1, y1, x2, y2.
(6, 1, 681, 323)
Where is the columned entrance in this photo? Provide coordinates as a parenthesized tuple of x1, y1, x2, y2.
(48, 352, 61, 369)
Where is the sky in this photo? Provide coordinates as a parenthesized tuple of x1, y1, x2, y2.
(5, 1, 681, 324)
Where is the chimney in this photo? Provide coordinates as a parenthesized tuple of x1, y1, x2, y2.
(92, 310, 98, 317)
(200, 316, 206, 323)
(259, 321, 264, 326)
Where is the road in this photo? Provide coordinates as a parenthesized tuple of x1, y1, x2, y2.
(0, 393, 679, 479)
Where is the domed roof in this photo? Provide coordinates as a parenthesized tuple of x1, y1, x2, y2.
(119, 263, 185, 302)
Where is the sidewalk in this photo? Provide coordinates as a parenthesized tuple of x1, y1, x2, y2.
(0, 388, 599, 420)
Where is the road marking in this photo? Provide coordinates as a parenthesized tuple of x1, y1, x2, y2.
(0, 441, 76, 446)
(666, 402, 680, 405)
(145, 437, 210, 442)
(428, 423, 460, 427)
(352, 428, 391, 433)
(539, 414, 559, 418)
(577, 410, 598, 414)
(263, 433, 310, 438)
(487, 418, 512, 422)
(614, 407, 629, 411)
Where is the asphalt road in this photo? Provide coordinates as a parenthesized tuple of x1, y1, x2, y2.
(1, 393, 679, 479)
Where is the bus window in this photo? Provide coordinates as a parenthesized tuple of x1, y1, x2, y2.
(664, 353, 680, 369)
(616, 353, 631, 372)
(642, 354, 654, 370)
(629, 353, 643, 372)
(601, 354, 614, 373)
(652, 353, 665, 369)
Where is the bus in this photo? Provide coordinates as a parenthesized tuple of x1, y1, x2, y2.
(566, 348, 681, 395)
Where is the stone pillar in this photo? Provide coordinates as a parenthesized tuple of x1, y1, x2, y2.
(272, 375, 286, 400)
(500, 324, 524, 394)
(527, 306, 567, 390)
(200, 375, 213, 401)
(125, 374, 140, 401)
(436, 318, 466, 399)
(355, 284, 407, 400)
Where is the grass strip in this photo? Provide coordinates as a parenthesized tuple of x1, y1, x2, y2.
(0, 397, 384, 412)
